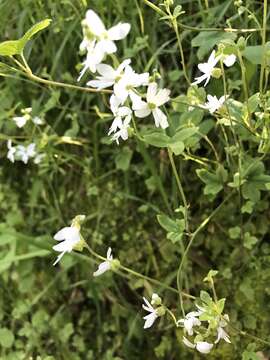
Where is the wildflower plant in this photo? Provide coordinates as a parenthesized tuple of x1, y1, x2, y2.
(1, 0, 270, 358)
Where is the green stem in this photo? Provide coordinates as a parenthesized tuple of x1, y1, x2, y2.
(85, 244, 195, 299)
(259, 0, 268, 94)
(168, 149, 189, 233)
(176, 192, 233, 314)
(237, 50, 252, 128)
(142, 0, 262, 33)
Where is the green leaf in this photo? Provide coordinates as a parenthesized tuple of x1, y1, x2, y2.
(168, 141, 184, 155)
(157, 214, 179, 233)
(115, 147, 133, 171)
(243, 232, 258, 250)
(0, 328, 14, 348)
(143, 131, 170, 147)
(243, 42, 270, 65)
(0, 19, 51, 56)
(200, 290, 213, 306)
(21, 19, 52, 44)
(196, 168, 225, 196)
(0, 40, 21, 56)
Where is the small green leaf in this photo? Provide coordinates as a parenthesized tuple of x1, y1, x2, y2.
(200, 290, 213, 306)
(115, 147, 133, 171)
(157, 214, 179, 233)
(0, 328, 14, 348)
(203, 269, 218, 283)
(143, 132, 170, 147)
(0, 40, 21, 56)
(0, 19, 52, 56)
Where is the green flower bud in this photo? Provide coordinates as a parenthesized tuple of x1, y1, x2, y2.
(237, 37, 246, 51)
(71, 215, 86, 229)
(211, 68, 222, 79)
(111, 259, 121, 271)
(156, 305, 166, 317)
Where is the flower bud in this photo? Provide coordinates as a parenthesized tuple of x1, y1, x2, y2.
(237, 37, 246, 51)
(211, 68, 222, 79)
(156, 305, 166, 317)
(151, 293, 162, 306)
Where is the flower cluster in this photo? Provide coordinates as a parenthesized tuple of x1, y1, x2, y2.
(12, 107, 44, 128)
(79, 9, 171, 144)
(178, 298, 231, 354)
(194, 50, 236, 116)
(7, 140, 44, 164)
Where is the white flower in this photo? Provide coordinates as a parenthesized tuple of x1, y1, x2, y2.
(133, 82, 170, 129)
(78, 10, 130, 78)
(223, 54, 236, 67)
(16, 143, 36, 164)
(7, 140, 16, 163)
(82, 10, 130, 55)
(196, 341, 214, 354)
(142, 296, 159, 329)
(215, 316, 231, 344)
(111, 117, 131, 144)
(93, 247, 113, 277)
(87, 59, 131, 89)
(109, 95, 132, 136)
(13, 115, 29, 128)
(78, 43, 105, 80)
(32, 116, 44, 125)
(182, 337, 213, 354)
(113, 65, 149, 104)
(53, 226, 82, 265)
(203, 95, 226, 114)
(193, 50, 221, 87)
(177, 310, 203, 336)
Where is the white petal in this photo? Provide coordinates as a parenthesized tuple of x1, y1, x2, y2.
(192, 74, 209, 86)
(196, 342, 213, 354)
(53, 240, 73, 253)
(96, 63, 116, 78)
(85, 10, 105, 36)
(93, 261, 111, 277)
(114, 82, 129, 104)
(152, 108, 169, 129)
(224, 54, 236, 67)
(143, 312, 157, 329)
(96, 40, 117, 54)
(53, 251, 66, 266)
(13, 116, 27, 128)
(87, 79, 114, 89)
(146, 82, 158, 103)
(107, 247, 113, 260)
(117, 59, 131, 73)
(53, 227, 80, 242)
(153, 88, 170, 107)
(108, 23, 131, 40)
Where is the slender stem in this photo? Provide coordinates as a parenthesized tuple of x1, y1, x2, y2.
(176, 192, 234, 314)
(85, 244, 195, 299)
(168, 149, 189, 233)
(237, 50, 252, 128)
(142, 0, 262, 33)
(259, 0, 268, 94)
(228, 323, 270, 347)
(167, 7, 190, 85)
(166, 308, 178, 326)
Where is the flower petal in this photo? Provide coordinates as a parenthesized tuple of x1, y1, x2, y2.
(85, 10, 105, 36)
(152, 108, 169, 129)
(108, 23, 131, 40)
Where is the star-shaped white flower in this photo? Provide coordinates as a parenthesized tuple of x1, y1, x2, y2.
(13, 115, 29, 128)
(113, 65, 149, 104)
(87, 59, 131, 89)
(16, 143, 36, 164)
(133, 82, 171, 129)
(203, 94, 227, 114)
(193, 50, 221, 87)
(93, 247, 113, 276)
(7, 140, 16, 163)
(177, 309, 203, 336)
(82, 10, 130, 55)
(142, 296, 159, 329)
(182, 337, 213, 354)
(78, 10, 130, 78)
(53, 226, 82, 265)
(109, 95, 132, 136)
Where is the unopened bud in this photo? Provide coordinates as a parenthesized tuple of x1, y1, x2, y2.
(211, 68, 222, 79)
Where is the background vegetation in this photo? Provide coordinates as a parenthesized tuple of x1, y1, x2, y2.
(0, 0, 270, 359)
